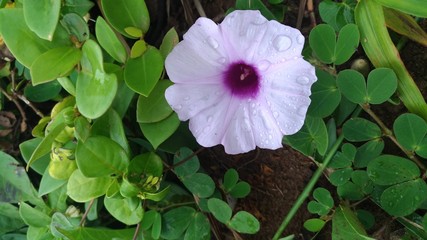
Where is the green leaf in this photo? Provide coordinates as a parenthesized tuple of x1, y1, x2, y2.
(139, 113, 180, 149)
(228, 211, 260, 234)
(30, 47, 81, 85)
(104, 197, 143, 225)
(62, 0, 94, 17)
(354, 139, 384, 168)
(38, 167, 67, 196)
(319, 0, 342, 30)
(312, 187, 334, 211)
(330, 168, 353, 186)
(337, 69, 367, 104)
(309, 24, 336, 64)
(356, 209, 375, 230)
(229, 181, 251, 198)
(343, 118, 381, 142)
(284, 116, 328, 156)
(57, 226, 137, 239)
(173, 147, 200, 178)
(329, 143, 356, 169)
(19, 138, 50, 175)
(130, 39, 147, 58)
(127, 152, 163, 182)
(0, 8, 71, 68)
(124, 46, 164, 96)
(335, 24, 359, 65)
(27, 122, 66, 171)
(19, 202, 50, 228)
(307, 69, 341, 118)
(76, 40, 118, 119)
(76, 136, 129, 177)
(160, 28, 179, 60)
(109, 64, 135, 118)
(366, 68, 398, 104)
(337, 182, 364, 201)
(375, 0, 427, 18)
(351, 170, 373, 195)
(384, 8, 427, 47)
(303, 218, 326, 232)
(137, 80, 173, 123)
(332, 205, 373, 239)
(393, 113, 427, 151)
(161, 207, 195, 239)
(207, 198, 232, 224)
(125, 26, 143, 38)
(50, 212, 76, 238)
(23, 0, 61, 40)
(184, 212, 210, 240)
(0, 203, 25, 235)
(95, 16, 127, 63)
(24, 81, 62, 102)
(91, 108, 131, 155)
(380, 179, 427, 216)
(0, 152, 41, 205)
(367, 155, 420, 185)
(67, 169, 112, 202)
(101, 0, 150, 38)
(223, 169, 239, 192)
(182, 173, 215, 198)
(60, 13, 89, 42)
(57, 76, 76, 96)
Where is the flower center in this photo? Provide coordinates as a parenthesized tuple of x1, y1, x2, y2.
(223, 62, 260, 98)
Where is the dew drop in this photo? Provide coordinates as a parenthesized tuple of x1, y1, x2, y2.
(217, 57, 226, 64)
(252, 109, 257, 116)
(258, 60, 271, 71)
(297, 35, 305, 44)
(174, 105, 182, 110)
(206, 36, 219, 49)
(296, 76, 310, 85)
(183, 96, 190, 101)
(273, 35, 292, 52)
(273, 111, 279, 118)
(207, 116, 213, 123)
(268, 134, 272, 140)
(415, 196, 421, 201)
(203, 125, 211, 133)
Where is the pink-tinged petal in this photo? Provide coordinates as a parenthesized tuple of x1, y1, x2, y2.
(165, 18, 229, 84)
(247, 98, 283, 149)
(189, 96, 239, 148)
(262, 58, 317, 135)
(165, 83, 227, 121)
(219, 10, 305, 65)
(219, 10, 268, 63)
(221, 104, 256, 154)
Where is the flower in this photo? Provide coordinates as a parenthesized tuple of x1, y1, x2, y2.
(165, 10, 317, 154)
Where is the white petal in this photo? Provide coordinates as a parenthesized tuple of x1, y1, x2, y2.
(219, 10, 305, 65)
(165, 83, 227, 121)
(165, 17, 229, 84)
(221, 104, 256, 154)
(262, 58, 317, 135)
(188, 95, 238, 147)
(247, 98, 283, 150)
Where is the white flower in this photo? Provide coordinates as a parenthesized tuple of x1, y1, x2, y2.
(165, 10, 317, 154)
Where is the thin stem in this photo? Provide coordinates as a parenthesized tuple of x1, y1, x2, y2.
(193, 0, 206, 17)
(0, 86, 27, 132)
(362, 104, 426, 170)
(79, 198, 95, 227)
(272, 107, 362, 240)
(132, 223, 141, 240)
(165, 147, 205, 172)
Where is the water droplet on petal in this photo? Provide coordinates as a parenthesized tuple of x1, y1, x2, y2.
(268, 134, 272, 140)
(273, 111, 279, 118)
(174, 105, 182, 110)
(258, 60, 271, 71)
(217, 57, 226, 64)
(206, 36, 219, 49)
(273, 35, 292, 52)
(297, 35, 305, 44)
(203, 125, 211, 133)
(207, 116, 213, 123)
(184, 96, 190, 101)
(296, 76, 310, 85)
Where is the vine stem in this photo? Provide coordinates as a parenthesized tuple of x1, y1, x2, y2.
(362, 104, 426, 171)
(79, 198, 95, 227)
(272, 107, 362, 239)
